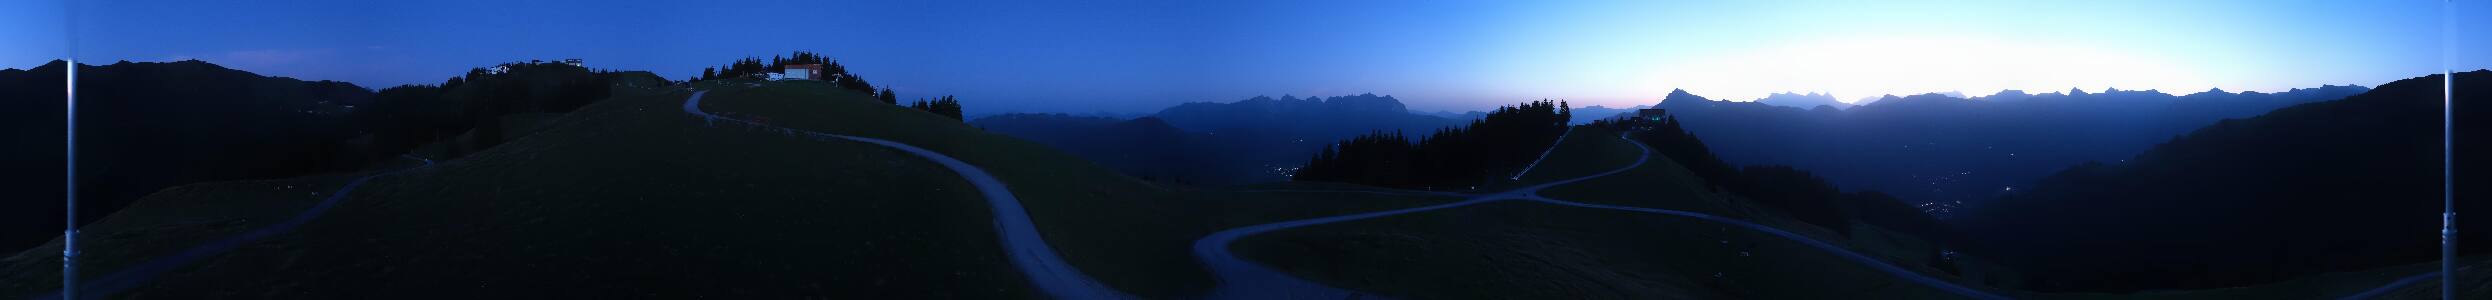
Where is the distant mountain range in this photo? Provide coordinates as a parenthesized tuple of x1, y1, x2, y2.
(1563, 105, 1647, 125)
(1420, 110, 1488, 121)
(1956, 70, 2490, 292)
(1152, 93, 1458, 136)
(1648, 84, 2369, 214)
(1754, 92, 1850, 109)
(970, 114, 1252, 184)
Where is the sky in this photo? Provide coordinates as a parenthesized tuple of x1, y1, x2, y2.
(4, 0, 2487, 115)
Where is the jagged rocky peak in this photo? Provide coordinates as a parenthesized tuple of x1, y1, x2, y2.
(1320, 93, 1407, 113)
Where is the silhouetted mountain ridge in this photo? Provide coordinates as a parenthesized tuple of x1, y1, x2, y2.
(1420, 110, 1482, 121)
(2, 59, 377, 252)
(1956, 70, 2491, 292)
(1649, 84, 2368, 213)
(1154, 93, 1429, 130)
(1754, 91, 1850, 109)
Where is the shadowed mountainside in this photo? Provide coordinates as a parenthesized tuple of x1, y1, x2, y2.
(1650, 84, 2367, 215)
(1955, 70, 2492, 292)
(0, 60, 375, 252)
(0, 59, 658, 254)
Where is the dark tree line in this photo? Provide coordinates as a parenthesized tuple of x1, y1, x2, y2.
(1592, 114, 1741, 192)
(694, 51, 877, 95)
(909, 95, 963, 120)
(353, 61, 643, 161)
(691, 51, 966, 121)
(1293, 99, 1571, 190)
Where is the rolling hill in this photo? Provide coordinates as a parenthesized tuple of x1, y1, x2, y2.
(1231, 125, 2023, 299)
(0, 60, 655, 255)
(1, 60, 376, 253)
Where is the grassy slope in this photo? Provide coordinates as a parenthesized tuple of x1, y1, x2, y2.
(1535, 128, 2031, 291)
(1233, 128, 2005, 299)
(2014, 256, 2492, 300)
(7, 82, 1047, 298)
(696, 79, 1496, 298)
(0, 164, 398, 295)
(691, 79, 1220, 297)
(1234, 125, 2485, 299)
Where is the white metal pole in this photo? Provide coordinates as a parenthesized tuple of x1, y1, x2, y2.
(2442, 1, 2457, 299)
(62, 0, 79, 298)
(61, 60, 77, 300)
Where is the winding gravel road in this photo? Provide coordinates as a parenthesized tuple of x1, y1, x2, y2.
(1198, 132, 2017, 300)
(30, 156, 434, 300)
(694, 89, 2451, 300)
(2338, 266, 2471, 300)
(683, 91, 1133, 299)
(641, 89, 2459, 300)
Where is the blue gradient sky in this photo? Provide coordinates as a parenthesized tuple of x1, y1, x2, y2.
(4, 0, 2486, 114)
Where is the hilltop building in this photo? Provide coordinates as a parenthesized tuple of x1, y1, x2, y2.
(562, 58, 583, 67)
(1636, 108, 1668, 121)
(781, 64, 822, 80)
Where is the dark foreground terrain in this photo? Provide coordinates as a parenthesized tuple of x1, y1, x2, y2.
(3, 71, 2483, 299)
